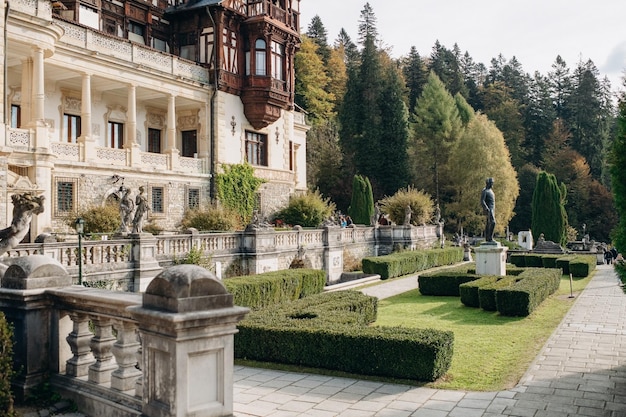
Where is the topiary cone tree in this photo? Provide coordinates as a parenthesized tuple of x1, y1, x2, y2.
(348, 175, 374, 225)
(531, 171, 568, 246)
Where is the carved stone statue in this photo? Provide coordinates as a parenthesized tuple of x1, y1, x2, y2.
(480, 177, 496, 242)
(118, 186, 134, 234)
(132, 186, 149, 234)
(0, 193, 45, 258)
(403, 205, 413, 226)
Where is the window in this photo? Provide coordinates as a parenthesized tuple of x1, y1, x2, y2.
(255, 39, 266, 76)
(128, 22, 145, 44)
(245, 131, 267, 166)
(64, 114, 81, 143)
(151, 186, 164, 214)
(182, 130, 197, 158)
(10, 105, 20, 128)
(289, 140, 294, 171)
(152, 38, 168, 52)
(271, 41, 284, 81)
(108, 121, 124, 149)
(148, 128, 161, 153)
(56, 180, 76, 214)
(187, 188, 200, 210)
(199, 27, 214, 65)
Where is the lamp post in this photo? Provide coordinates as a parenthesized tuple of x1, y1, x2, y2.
(75, 217, 84, 285)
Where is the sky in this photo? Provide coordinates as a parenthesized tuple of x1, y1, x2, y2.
(299, 0, 626, 95)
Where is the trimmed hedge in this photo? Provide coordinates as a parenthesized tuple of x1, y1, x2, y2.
(524, 254, 544, 267)
(419, 272, 480, 296)
(235, 291, 453, 382)
(509, 253, 526, 267)
(496, 268, 561, 316)
(223, 269, 326, 310)
(569, 255, 596, 277)
(541, 255, 562, 269)
(478, 276, 523, 311)
(459, 276, 499, 307)
(362, 247, 463, 280)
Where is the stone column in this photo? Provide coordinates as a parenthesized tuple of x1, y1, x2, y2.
(129, 265, 249, 417)
(323, 226, 343, 284)
(31, 47, 45, 127)
(166, 94, 179, 170)
(242, 226, 278, 274)
(127, 84, 142, 167)
(79, 73, 96, 161)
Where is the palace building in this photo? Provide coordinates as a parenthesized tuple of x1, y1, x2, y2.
(0, 0, 307, 238)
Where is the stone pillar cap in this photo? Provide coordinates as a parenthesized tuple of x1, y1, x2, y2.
(143, 264, 233, 313)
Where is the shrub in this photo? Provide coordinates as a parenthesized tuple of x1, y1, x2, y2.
(362, 247, 463, 280)
(223, 269, 326, 310)
(216, 163, 266, 224)
(459, 275, 499, 307)
(478, 276, 523, 311)
(569, 255, 596, 277)
(496, 268, 561, 316)
(0, 312, 15, 416)
(348, 175, 374, 225)
(235, 291, 454, 382)
(419, 272, 479, 296)
(274, 190, 335, 228)
(379, 186, 434, 226)
(181, 205, 242, 231)
(65, 203, 120, 235)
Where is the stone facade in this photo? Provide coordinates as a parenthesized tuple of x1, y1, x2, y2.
(0, 0, 308, 239)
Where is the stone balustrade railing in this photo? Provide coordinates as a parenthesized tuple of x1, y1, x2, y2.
(5, 225, 438, 288)
(0, 258, 248, 416)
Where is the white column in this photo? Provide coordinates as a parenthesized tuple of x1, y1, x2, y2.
(31, 47, 45, 127)
(126, 84, 137, 148)
(166, 94, 179, 169)
(80, 74, 92, 141)
(79, 73, 96, 161)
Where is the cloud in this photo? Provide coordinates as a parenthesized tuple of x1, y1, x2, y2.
(601, 42, 626, 73)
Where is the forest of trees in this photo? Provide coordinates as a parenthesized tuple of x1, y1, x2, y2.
(297, 3, 620, 242)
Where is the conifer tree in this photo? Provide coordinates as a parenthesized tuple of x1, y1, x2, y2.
(609, 84, 626, 252)
(348, 175, 374, 225)
(402, 46, 428, 113)
(531, 171, 568, 246)
(410, 72, 463, 205)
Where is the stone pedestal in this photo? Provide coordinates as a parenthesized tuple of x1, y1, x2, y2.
(475, 242, 507, 276)
(131, 234, 163, 292)
(130, 265, 249, 417)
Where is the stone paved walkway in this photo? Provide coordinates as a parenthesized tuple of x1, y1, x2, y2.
(232, 264, 626, 416)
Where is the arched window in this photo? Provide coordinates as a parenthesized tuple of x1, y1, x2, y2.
(255, 39, 267, 76)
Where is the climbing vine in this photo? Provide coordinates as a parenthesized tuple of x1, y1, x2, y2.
(215, 163, 265, 224)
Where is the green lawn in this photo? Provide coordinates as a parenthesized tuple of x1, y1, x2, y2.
(373, 273, 592, 391)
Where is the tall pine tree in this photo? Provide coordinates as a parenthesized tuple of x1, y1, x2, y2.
(609, 83, 626, 252)
(531, 171, 568, 246)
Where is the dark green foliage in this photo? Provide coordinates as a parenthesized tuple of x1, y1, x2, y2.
(568, 256, 596, 278)
(541, 255, 562, 269)
(362, 248, 463, 280)
(610, 87, 626, 254)
(459, 276, 499, 307)
(0, 313, 15, 416)
(496, 268, 562, 316)
(235, 291, 454, 381)
(555, 257, 574, 275)
(418, 272, 479, 296)
(509, 164, 540, 233)
(274, 190, 335, 228)
(215, 164, 265, 224)
(508, 253, 526, 267)
(524, 254, 544, 267)
(478, 276, 523, 311)
(531, 171, 568, 246)
(223, 269, 326, 310)
(348, 175, 374, 225)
